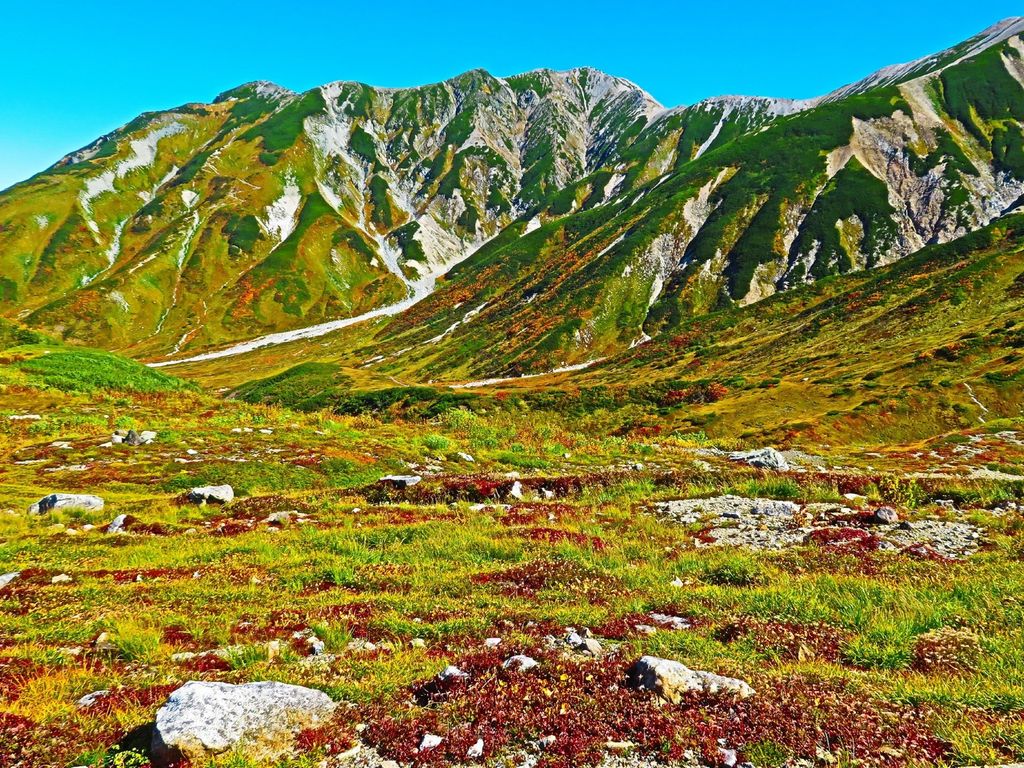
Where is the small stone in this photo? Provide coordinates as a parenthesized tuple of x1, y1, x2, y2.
(508, 480, 525, 500)
(410, 638, 426, 648)
(266, 640, 281, 662)
(502, 654, 539, 671)
(457, 452, 475, 463)
(107, 514, 131, 534)
(439, 665, 468, 681)
(537, 735, 556, 750)
(51, 573, 72, 584)
(419, 733, 443, 751)
(484, 637, 502, 647)
(379, 475, 421, 489)
(467, 738, 484, 758)
(93, 632, 119, 655)
(650, 613, 691, 630)
(605, 741, 635, 751)
(76, 690, 110, 709)
(867, 507, 899, 525)
(565, 631, 602, 656)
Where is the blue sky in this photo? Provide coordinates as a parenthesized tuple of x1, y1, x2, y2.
(1, 1, 1021, 189)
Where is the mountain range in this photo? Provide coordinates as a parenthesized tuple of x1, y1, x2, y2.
(3, 17, 1024, 382)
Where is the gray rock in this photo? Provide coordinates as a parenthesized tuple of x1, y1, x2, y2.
(565, 630, 602, 656)
(0, 572, 19, 590)
(106, 514, 131, 534)
(419, 733, 443, 751)
(502, 654, 539, 671)
(466, 738, 484, 758)
(28, 493, 104, 515)
(439, 665, 469, 681)
(378, 475, 421, 489)
(728, 447, 790, 471)
(76, 689, 110, 709)
(151, 681, 336, 766)
(655, 495, 800, 524)
(649, 613, 691, 630)
(125, 430, 144, 446)
(867, 506, 899, 525)
(186, 485, 234, 505)
(627, 656, 754, 703)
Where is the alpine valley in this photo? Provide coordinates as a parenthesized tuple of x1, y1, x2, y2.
(3, 16, 1024, 768)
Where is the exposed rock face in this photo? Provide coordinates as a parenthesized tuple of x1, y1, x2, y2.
(655, 495, 801, 524)
(151, 681, 336, 766)
(28, 493, 104, 515)
(186, 485, 234, 505)
(627, 656, 755, 703)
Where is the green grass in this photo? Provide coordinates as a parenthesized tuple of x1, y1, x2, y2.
(16, 348, 193, 394)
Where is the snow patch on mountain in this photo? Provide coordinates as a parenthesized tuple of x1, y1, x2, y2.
(78, 120, 186, 234)
(177, 213, 201, 268)
(260, 174, 302, 246)
(427, 301, 488, 344)
(449, 358, 606, 389)
(108, 291, 130, 312)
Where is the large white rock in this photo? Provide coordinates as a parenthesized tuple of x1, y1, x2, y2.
(628, 656, 754, 703)
(151, 681, 336, 766)
(186, 485, 234, 505)
(28, 493, 104, 515)
(728, 447, 790, 471)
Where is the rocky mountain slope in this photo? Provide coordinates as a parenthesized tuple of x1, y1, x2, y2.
(2, 18, 1024, 375)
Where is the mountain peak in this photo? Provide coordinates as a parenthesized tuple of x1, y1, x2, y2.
(214, 80, 295, 103)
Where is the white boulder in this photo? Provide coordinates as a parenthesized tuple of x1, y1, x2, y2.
(28, 493, 104, 515)
(628, 656, 754, 703)
(186, 485, 234, 505)
(151, 681, 336, 766)
(728, 447, 789, 471)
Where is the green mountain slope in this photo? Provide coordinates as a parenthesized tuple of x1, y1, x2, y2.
(1, 18, 1023, 376)
(235, 211, 1024, 447)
